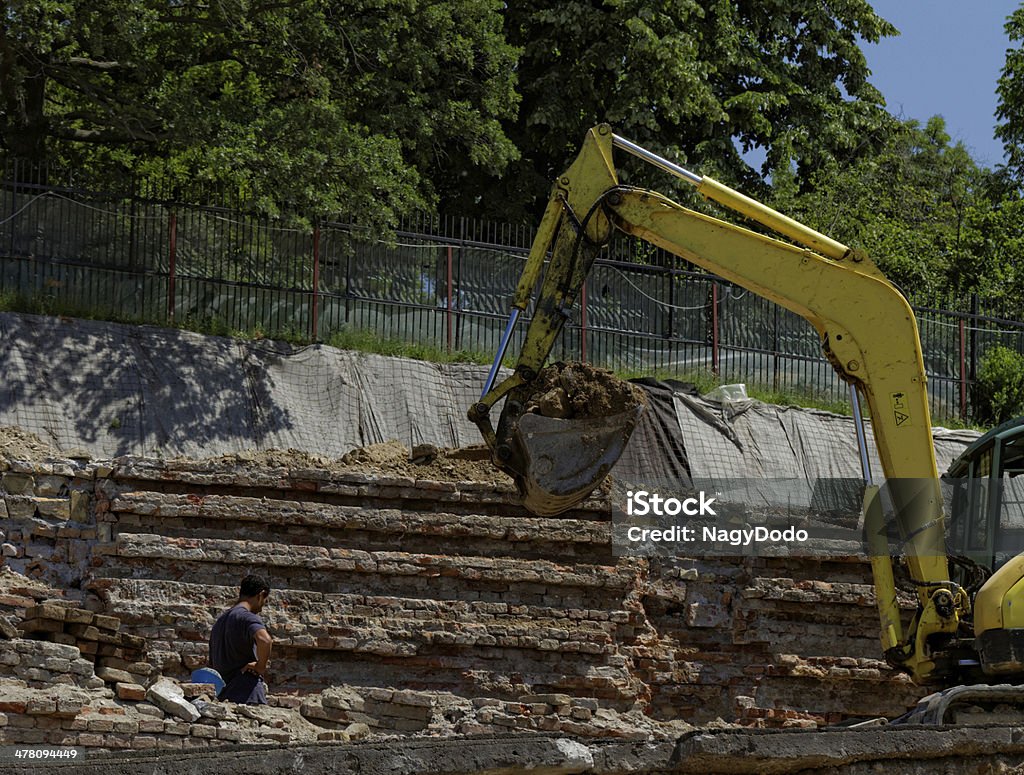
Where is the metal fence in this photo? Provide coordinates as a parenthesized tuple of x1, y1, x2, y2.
(2, 170, 1023, 423)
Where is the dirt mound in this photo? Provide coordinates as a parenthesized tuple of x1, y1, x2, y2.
(0, 426, 62, 461)
(204, 441, 512, 485)
(525, 362, 646, 418)
(339, 440, 410, 469)
(339, 441, 511, 484)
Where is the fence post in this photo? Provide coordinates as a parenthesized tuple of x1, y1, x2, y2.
(446, 245, 453, 353)
(455, 237, 464, 351)
(772, 304, 780, 392)
(310, 223, 320, 342)
(167, 211, 177, 321)
(969, 292, 979, 388)
(711, 281, 720, 375)
(667, 272, 675, 374)
(9, 160, 17, 260)
(344, 250, 351, 324)
(580, 280, 588, 363)
(959, 316, 967, 420)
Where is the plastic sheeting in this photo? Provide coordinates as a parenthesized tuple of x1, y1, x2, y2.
(0, 313, 980, 484)
(0, 312, 495, 459)
(614, 379, 980, 516)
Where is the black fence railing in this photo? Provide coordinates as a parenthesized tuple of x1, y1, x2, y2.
(2, 171, 1023, 423)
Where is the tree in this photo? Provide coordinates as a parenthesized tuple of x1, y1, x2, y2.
(975, 344, 1024, 425)
(0, 1, 520, 227)
(997, 5, 1024, 182)
(770, 116, 999, 304)
(475, 0, 899, 221)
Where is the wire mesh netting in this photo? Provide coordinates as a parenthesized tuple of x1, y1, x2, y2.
(2, 177, 1023, 423)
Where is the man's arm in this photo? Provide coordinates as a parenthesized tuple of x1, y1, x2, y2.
(245, 628, 273, 677)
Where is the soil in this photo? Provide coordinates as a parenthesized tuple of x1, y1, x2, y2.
(206, 441, 513, 485)
(524, 362, 646, 419)
(338, 441, 512, 484)
(0, 426, 63, 461)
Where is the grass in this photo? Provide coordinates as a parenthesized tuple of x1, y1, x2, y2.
(0, 291, 988, 430)
(0, 291, 310, 344)
(325, 328, 495, 365)
(618, 366, 988, 430)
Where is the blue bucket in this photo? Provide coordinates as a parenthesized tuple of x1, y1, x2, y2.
(190, 667, 225, 696)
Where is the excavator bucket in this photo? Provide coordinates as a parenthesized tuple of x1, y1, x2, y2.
(510, 406, 645, 516)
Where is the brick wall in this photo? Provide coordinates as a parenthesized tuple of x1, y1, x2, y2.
(0, 453, 928, 739)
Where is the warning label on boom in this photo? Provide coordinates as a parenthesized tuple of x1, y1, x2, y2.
(890, 392, 911, 427)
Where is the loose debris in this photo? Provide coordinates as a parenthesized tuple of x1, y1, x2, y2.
(200, 440, 512, 485)
(524, 363, 647, 419)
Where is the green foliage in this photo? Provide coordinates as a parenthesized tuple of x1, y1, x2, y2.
(998, 6, 1024, 182)
(770, 116, 1006, 304)
(0, 0, 520, 230)
(614, 367, 855, 416)
(483, 0, 898, 219)
(4, 0, 1023, 315)
(974, 345, 1024, 426)
(326, 328, 494, 364)
(2, 1, 901, 226)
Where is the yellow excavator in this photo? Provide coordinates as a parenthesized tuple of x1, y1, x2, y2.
(468, 124, 1024, 718)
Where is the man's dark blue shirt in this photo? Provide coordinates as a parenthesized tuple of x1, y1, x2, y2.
(209, 604, 267, 704)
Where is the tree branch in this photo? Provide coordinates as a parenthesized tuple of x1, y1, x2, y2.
(66, 57, 130, 70)
(54, 126, 170, 144)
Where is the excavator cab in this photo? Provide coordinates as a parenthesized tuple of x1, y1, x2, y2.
(947, 417, 1024, 574)
(946, 417, 1024, 675)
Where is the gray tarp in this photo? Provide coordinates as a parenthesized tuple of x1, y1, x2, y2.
(610, 380, 978, 518)
(0, 313, 980, 479)
(0, 312, 492, 458)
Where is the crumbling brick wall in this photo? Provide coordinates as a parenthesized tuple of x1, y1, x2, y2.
(0, 455, 927, 733)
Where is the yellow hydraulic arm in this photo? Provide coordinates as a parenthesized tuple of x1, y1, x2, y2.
(471, 124, 969, 682)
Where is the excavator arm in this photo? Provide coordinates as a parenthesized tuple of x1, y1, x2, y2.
(469, 125, 968, 682)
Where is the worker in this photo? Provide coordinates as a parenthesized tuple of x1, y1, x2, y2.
(209, 574, 274, 704)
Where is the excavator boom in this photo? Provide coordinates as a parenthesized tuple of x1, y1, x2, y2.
(470, 124, 969, 682)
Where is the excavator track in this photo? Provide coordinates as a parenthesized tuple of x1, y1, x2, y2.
(898, 684, 1024, 725)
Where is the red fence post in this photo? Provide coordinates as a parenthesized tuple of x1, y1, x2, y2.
(959, 316, 967, 420)
(711, 281, 720, 375)
(167, 211, 177, 321)
(311, 224, 321, 342)
(446, 245, 454, 353)
(580, 280, 588, 363)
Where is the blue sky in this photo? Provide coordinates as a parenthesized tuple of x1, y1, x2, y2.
(865, 1, 1020, 167)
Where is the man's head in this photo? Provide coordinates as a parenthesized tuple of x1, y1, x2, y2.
(239, 574, 271, 613)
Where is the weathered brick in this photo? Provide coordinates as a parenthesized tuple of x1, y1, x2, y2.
(93, 614, 121, 632)
(19, 618, 63, 634)
(178, 682, 215, 699)
(96, 666, 132, 684)
(3, 473, 34, 494)
(138, 718, 165, 733)
(190, 724, 217, 738)
(116, 682, 147, 701)
(86, 717, 114, 733)
(64, 609, 95, 625)
(164, 720, 191, 736)
(24, 603, 67, 622)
